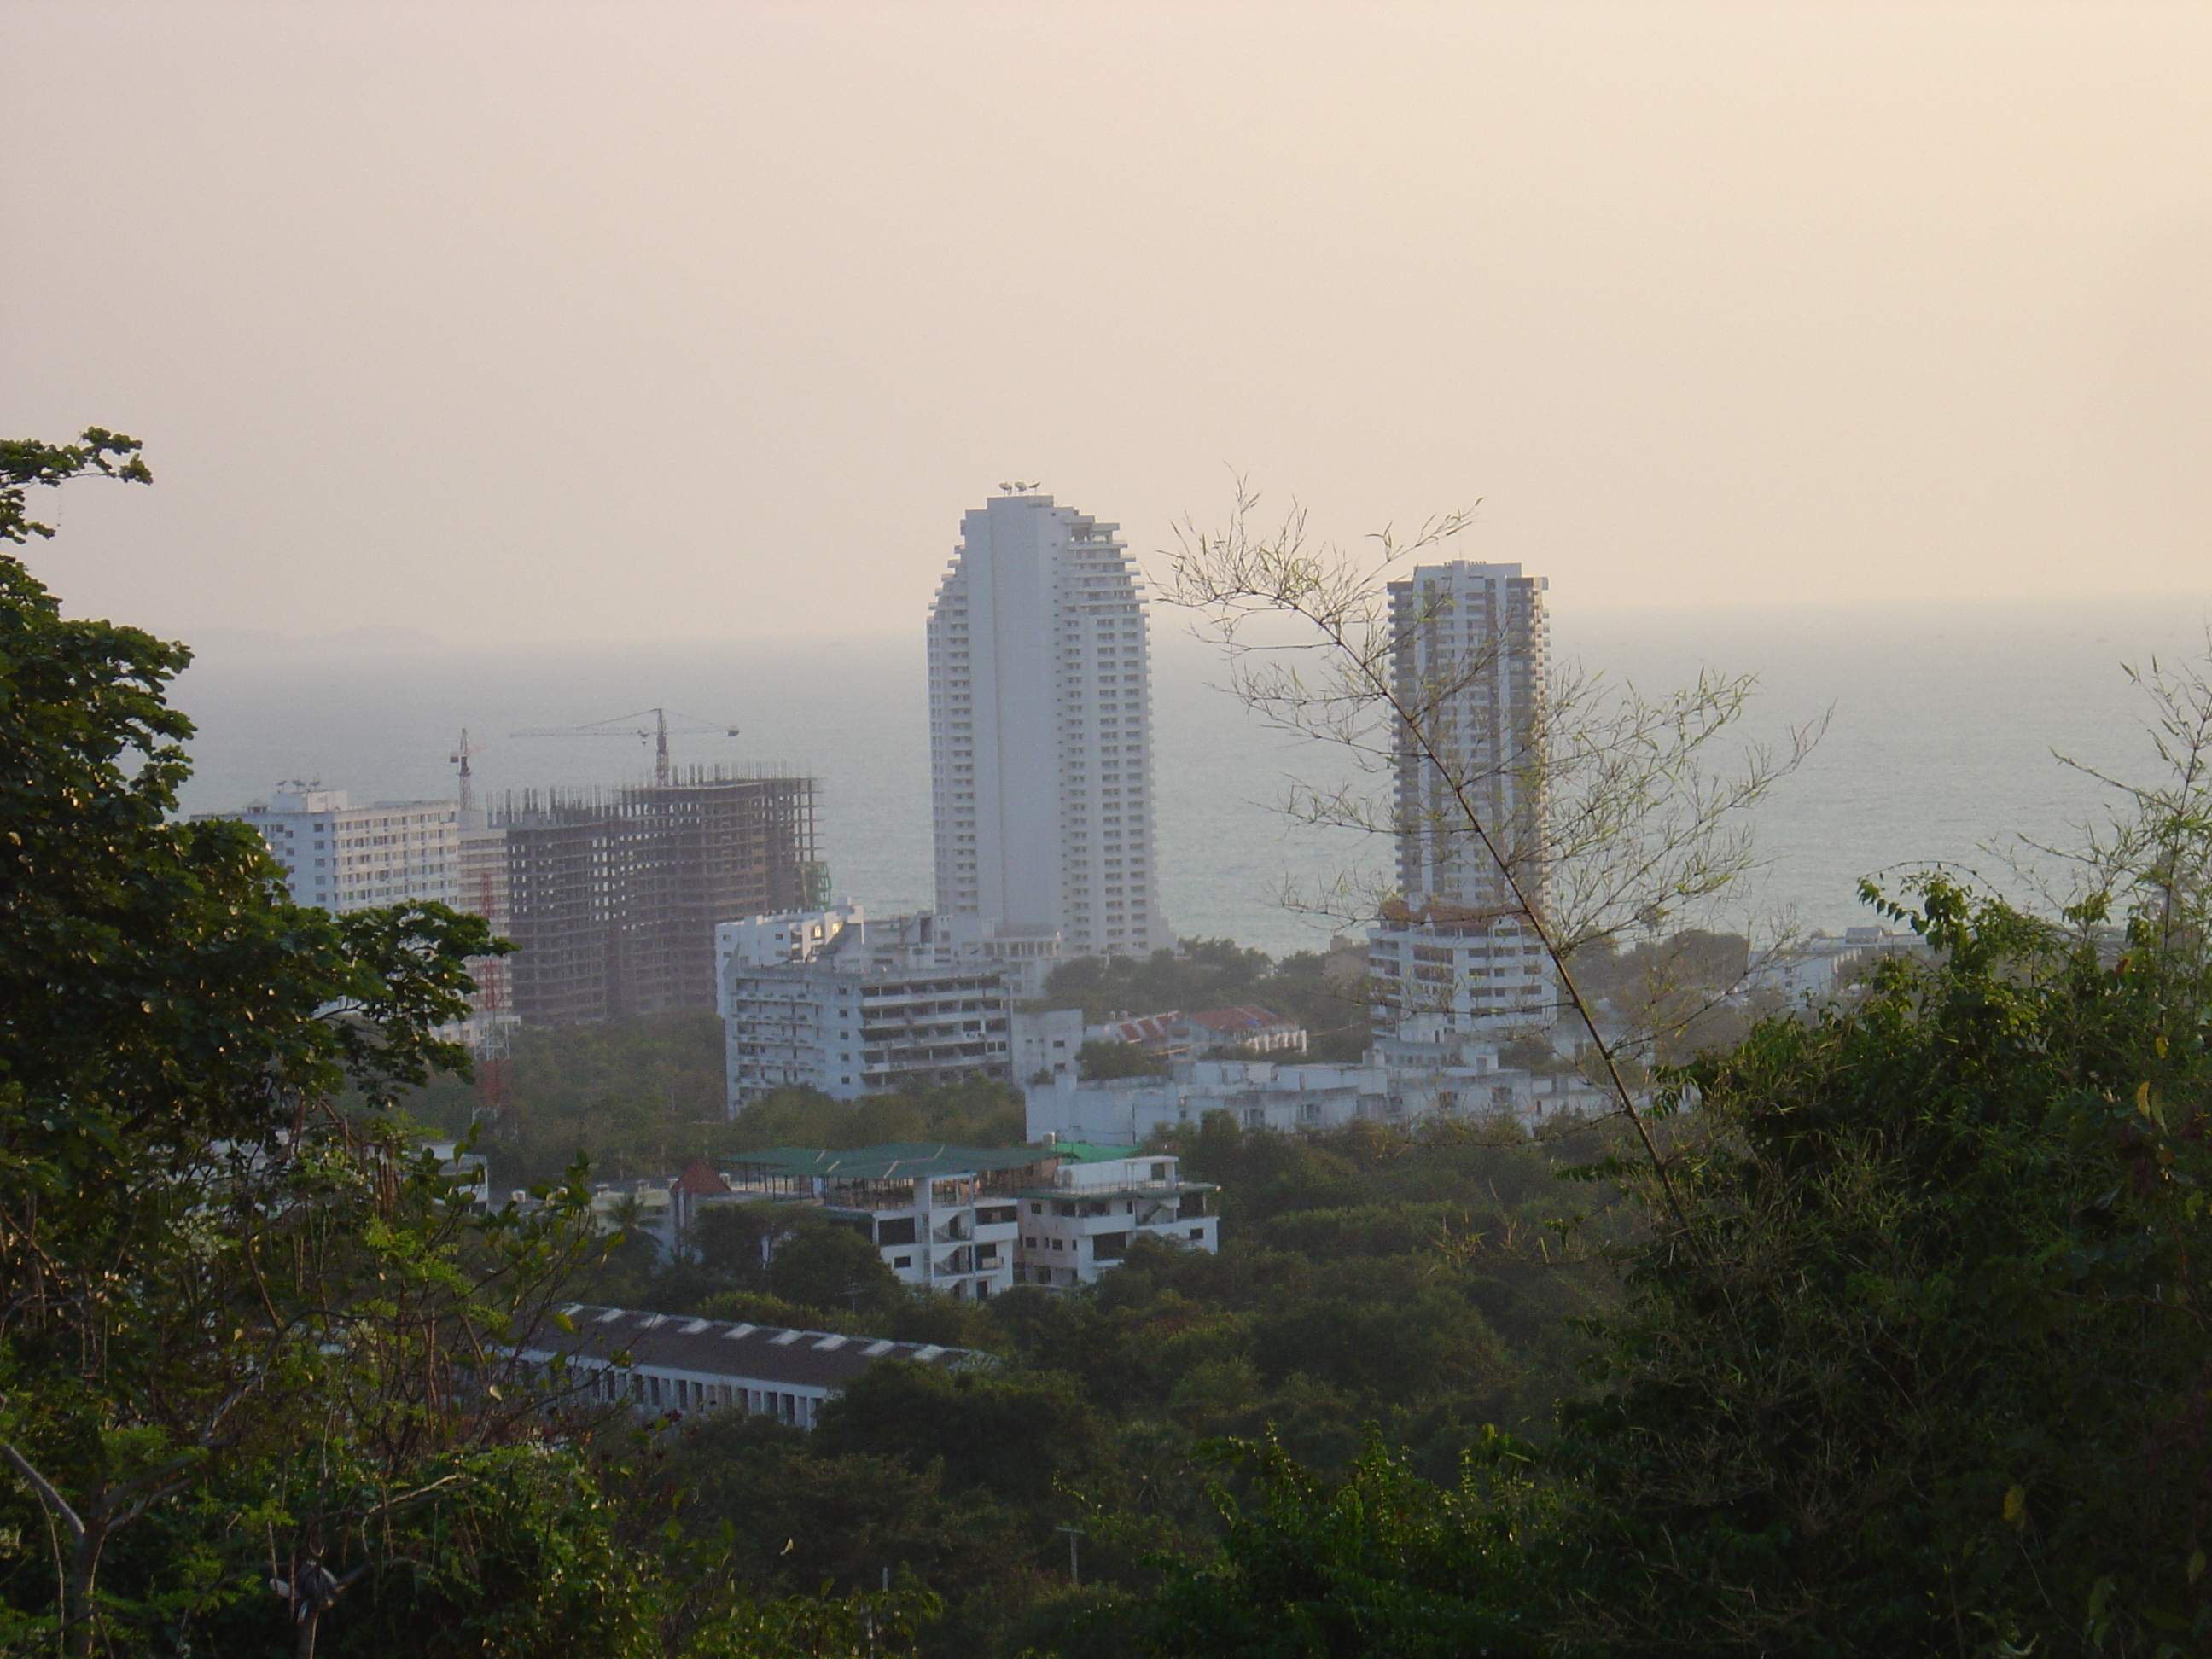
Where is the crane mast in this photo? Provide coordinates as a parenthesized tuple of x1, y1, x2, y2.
(448, 728, 487, 815)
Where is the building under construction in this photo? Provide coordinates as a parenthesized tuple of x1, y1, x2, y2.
(492, 767, 824, 1024)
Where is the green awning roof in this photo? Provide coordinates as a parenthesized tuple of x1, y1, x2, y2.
(1047, 1141, 1154, 1163)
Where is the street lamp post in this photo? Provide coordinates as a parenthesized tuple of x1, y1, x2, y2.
(1055, 1526, 1086, 1587)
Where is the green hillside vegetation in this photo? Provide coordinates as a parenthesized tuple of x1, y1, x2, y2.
(16, 428, 2212, 1656)
(0, 434, 937, 1656)
(588, 1112, 1627, 1656)
(404, 1020, 1027, 1187)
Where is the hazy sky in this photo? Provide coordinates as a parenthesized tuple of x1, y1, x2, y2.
(5, 1, 2210, 644)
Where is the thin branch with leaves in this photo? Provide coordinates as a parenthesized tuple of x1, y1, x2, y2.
(1163, 482, 1825, 1214)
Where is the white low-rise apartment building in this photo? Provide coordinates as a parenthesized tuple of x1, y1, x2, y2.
(717, 906, 1020, 1106)
(722, 1143, 1059, 1301)
(1025, 1047, 1607, 1146)
(1026, 1058, 1386, 1144)
(701, 1141, 1221, 1296)
(1013, 1143, 1217, 1288)
(526, 1304, 988, 1429)
(719, 904, 1062, 998)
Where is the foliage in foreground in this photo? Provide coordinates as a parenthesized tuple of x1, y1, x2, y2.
(22, 424, 2212, 1656)
(1148, 876, 2212, 1657)
(0, 432, 937, 1656)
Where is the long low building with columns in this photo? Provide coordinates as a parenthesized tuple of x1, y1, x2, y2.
(522, 1304, 990, 1429)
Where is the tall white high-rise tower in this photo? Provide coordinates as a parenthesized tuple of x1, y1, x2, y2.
(928, 491, 1161, 958)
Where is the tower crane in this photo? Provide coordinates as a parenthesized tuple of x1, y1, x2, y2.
(509, 707, 741, 787)
(448, 729, 487, 815)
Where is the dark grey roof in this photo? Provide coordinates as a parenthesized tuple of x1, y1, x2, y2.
(524, 1304, 987, 1391)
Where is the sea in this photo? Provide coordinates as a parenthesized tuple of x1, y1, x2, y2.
(167, 594, 2212, 959)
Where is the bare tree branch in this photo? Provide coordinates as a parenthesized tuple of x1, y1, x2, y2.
(1163, 483, 1825, 1214)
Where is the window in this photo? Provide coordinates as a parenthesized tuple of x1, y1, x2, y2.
(1092, 1231, 1127, 1260)
(1150, 1162, 1168, 1181)
(893, 1255, 912, 1269)
(1028, 1202, 1043, 1215)
(1190, 1227, 1205, 1240)
(1024, 1237, 1037, 1249)
(1051, 1238, 1064, 1251)
(876, 1217, 916, 1246)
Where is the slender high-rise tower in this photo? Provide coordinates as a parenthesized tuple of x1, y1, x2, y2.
(1366, 559, 1557, 1036)
(928, 491, 1161, 958)
(1389, 561, 1550, 912)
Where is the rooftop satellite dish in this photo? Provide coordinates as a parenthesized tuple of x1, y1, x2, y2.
(998, 480, 1041, 496)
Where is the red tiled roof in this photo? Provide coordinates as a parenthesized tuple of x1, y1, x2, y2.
(1186, 1005, 1291, 1033)
(672, 1157, 732, 1196)
(1106, 1013, 1181, 1044)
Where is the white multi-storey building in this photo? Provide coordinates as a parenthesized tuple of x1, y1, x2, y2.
(719, 904, 1061, 1000)
(207, 787, 514, 1045)
(715, 1141, 1217, 1297)
(1024, 1052, 1611, 1145)
(207, 787, 463, 913)
(723, 1144, 1053, 1301)
(716, 906, 1015, 1106)
(928, 490, 1161, 958)
(1369, 561, 1557, 1037)
(1013, 1145, 1217, 1289)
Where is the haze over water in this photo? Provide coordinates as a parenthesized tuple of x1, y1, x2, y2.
(14, 2, 2212, 952)
(171, 591, 2212, 958)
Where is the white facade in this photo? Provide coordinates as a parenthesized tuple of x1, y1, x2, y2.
(928, 491, 1162, 958)
(719, 904, 1061, 1000)
(1373, 559, 1557, 1038)
(1011, 1007, 1086, 1086)
(1028, 1059, 1390, 1144)
(1014, 1150, 1217, 1288)
(829, 1172, 1022, 1300)
(1025, 1052, 1609, 1145)
(716, 907, 1013, 1106)
(1365, 922, 1557, 1039)
(722, 1145, 1056, 1301)
(208, 788, 463, 913)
